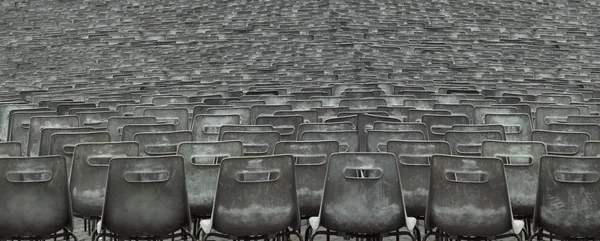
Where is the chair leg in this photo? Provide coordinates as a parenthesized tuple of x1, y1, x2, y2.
(310, 231, 328, 241)
(422, 231, 434, 241)
(291, 230, 303, 241)
(182, 228, 197, 241)
(304, 226, 312, 240)
(64, 228, 78, 241)
(528, 231, 539, 241)
(413, 226, 421, 241)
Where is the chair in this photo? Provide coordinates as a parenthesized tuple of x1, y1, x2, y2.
(404, 99, 439, 109)
(256, 115, 304, 141)
(473, 106, 518, 124)
(250, 105, 292, 124)
(423, 155, 524, 240)
(0, 142, 22, 157)
(297, 122, 355, 139)
(433, 104, 475, 123)
(96, 156, 194, 240)
(549, 123, 600, 140)
(27, 116, 80, 157)
(300, 130, 359, 152)
(308, 153, 416, 241)
(9, 110, 55, 155)
(531, 130, 589, 156)
(407, 109, 450, 123)
(452, 124, 507, 140)
(48, 132, 110, 176)
(200, 155, 301, 240)
(121, 124, 177, 141)
(339, 98, 387, 111)
(217, 125, 275, 141)
(273, 141, 339, 218)
(221, 131, 281, 156)
(535, 106, 580, 130)
(325, 113, 401, 151)
(76, 111, 119, 130)
(142, 107, 189, 130)
(275, 110, 318, 123)
(421, 114, 469, 140)
(192, 114, 241, 142)
(445, 131, 504, 156)
(366, 130, 425, 152)
(481, 141, 547, 218)
(39, 127, 95, 157)
(134, 131, 193, 156)
(70, 142, 139, 233)
(377, 106, 414, 121)
(530, 156, 600, 240)
(0, 156, 76, 240)
(484, 113, 533, 141)
(312, 107, 349, 122)
(206, 107, 251, 125)
(584, 141, 600, 156)
(106, 116, 157, 142)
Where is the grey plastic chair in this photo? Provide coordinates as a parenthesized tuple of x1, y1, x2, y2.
(549, 123, 600, 140)
(474, 106, 518, 124)
(96, 156, 194, 240)
(301, 130, 359, 152)
(70, 142, 139, 232)
(481, 141, 547, 218)
(308, 153, 416, 241)
(312, 107, 350, 122)
(177, 141, 244, 233)
(256, 115, 304, 141)
(221, 131, 281, 156)
(452, 124, 507, 140)
(142, 107, 189, 131)
(0, 104, 38, 142)
(366, 130, 425, 152)
(39, 127, 95, 157)
(445, 130, 504, 156)
(107, 116, 157, 142)
(200, 155, 301, 240)
(134, 131, 193, 156)
(121, 124, 177, 141)
(192, 114, 241, 142)
(27, 116, 80, 157)
(0, 156, 76, 240)
(286, 100, 322, 110)
(0, 142, 22, 157)
(407, 109, 450, 123)
(273, 141, 339, 218)
(424, 155, 524, 240)
(250, 105, 292, 124)
(297, 122, 355, 140)
(584, 141, 600, 156)
(206, 107, 251, 125)
(404, 99, 439, 110)
(422, 114, 470, 140)
(275, 110, 318, 123)
(76, 111, 119, 130)
(433, 104, 475, 123)
(377, 106, 414, 121)
(339, 98, 387, 111)
(325, 113, 401, 152)
(484, 113, 533, 141)
(9, 110, 55, 155)
(530, 156, 600, 240)
(535, 106, 580, 130)
(217, 125, 275, 141)
(387, 141, 451, 220)
(531, 130, 589, 156)
(49, 132, 110, 176)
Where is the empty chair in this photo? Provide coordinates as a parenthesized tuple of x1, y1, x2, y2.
(256, 115, 304, 141)
(107, 116, 157, 142)
(192, 114, 241, 142)
(308, 153, 416, 241)
(474, 106, 518, 124)
(221, 131, 280, 156)
(424, 155, 523, 240)
(452, 124, 507, 140)
(39, 127, 95, 157)
(200, 155, 301, 240)
(535, 106, 580, 130)
(434, 104, 475, 123)
(549, 123, 600, 140)
(387, 141, 451, 220)
(206, 107, 251, 125)
(422, 114, 469, 140)
(9, 110, 56, 155)
(531, 130, 589, 156)
(481, 141, 547, 218)
(404, 99, 439, 109)
(76, 111, 119, 130)
(339, 98, 386, 111)
(377, 106, 414, 121)
(121, 124, 176, 141)
(312, 106, 350, 122)
(325, 113, 401, 152)
(70, 142, 139, 225)
(0, 142, 21, 157)
(407, 109, 450, 123)
(485, 113, 533, 141)
(0, 156, 76, 240)
(142, 107, 189, 130)
(275, 110, 318, 123)
(567, 115, 600, 125)
(273, 141, 339, 218)
(0, 104, 38, 142)
(297, 122, 355, 139)
(250, 105, 292, 124)
(531, 156, 600, 240)
(445, 131, 503, 156)
(366, 130, 425, 152)
(373, 121, 429, 139)
(178, 141, 244, 220)
(301, 130, 359, 152)
(49, 132, 110, 176)
(584, 141, 600, 156)
(96, 156, 194, 240)
(134, 131, 192, 156)
(217, 125, 274, 141)
(286, 100, 322, 110)
(27, 116, 80, 157)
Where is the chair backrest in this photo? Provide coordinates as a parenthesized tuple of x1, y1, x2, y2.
(0, 156, 72, 237)
(549, 123, 600, 140)
(433, 104, 475, 123)
(107, 116, 157, 142)
(70, 142, 139, 217)
(134, 131, 193, 156)
(535, 106, 580, 130)
(297, 122, 355, 138)
(0, 104, 38, 142)
(9, 110, 55, 155)
(300, 130, 359, 152)
(534, 156, 600, 237)
(275, 110, 318, 123)
(217, 125, 274, 141)
(319, 153, 411, 234)
(426, 155, 514, 237)
(256, 115, 304, 141)
(407, 109, 450, 123)
(0, 142, 21, 157)
(273, 141, 339, 217)
(473, 106, 518, 124)
(387, 140, 451, 217)
(366, 130, 425, 152)
(206, 107, 251, 125)
(192, 114, 241, 142)
(250, 105, 292, 124)
(178, 141, 244, 217)
(339, 98, 387, 111)
(376, 106, 414, 121)
(481, 140, 547, 217)
(422, 114, 470, 140)
(444, 131, 504, 156)
(531, 130, 589, 156)
(311, 107, 350, 122)
(49, 132, 110, 176)
(584, 141, 600, 156)
(452, 124, 507, 140)
(27, 116, 80, 157)
(325, 113, 401, 151)
(39, 127, 95, 157)
(221, 131, 281, 156)
(484, 113, 532, 141)
(142, 107, 189, 130)
(121, 124, 176, 141)
(76, 111, 119, 130)
(211, 155, 300, 236)
(286, 100, 322, 110)
(102, 156, 191, 237)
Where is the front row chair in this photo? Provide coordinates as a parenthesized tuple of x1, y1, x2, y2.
(200, 155, 302, 241)
(530, 156, 600, 240)
(95, 156, 195, 241)
(308, 153, 417, 241)
(0, 156, 77, 240)
(424, 155, 524, 241)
